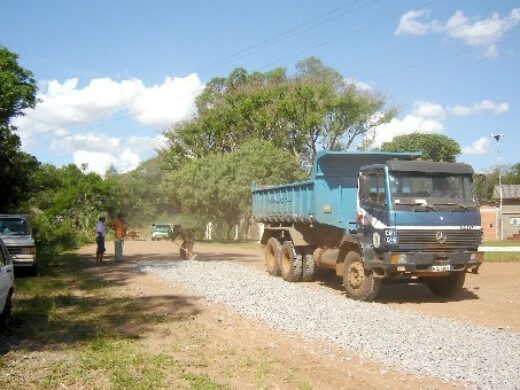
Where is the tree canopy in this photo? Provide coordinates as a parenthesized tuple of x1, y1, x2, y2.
(0, 46, 39, 212)
(162, 139, 305, 238)
(380, 133, 461, 162)
(163, 57, 395, 168)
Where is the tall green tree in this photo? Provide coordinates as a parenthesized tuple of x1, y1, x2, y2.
(162, 140, 305, 238)
(0, 46, 39, 212)
(380, 133, 461, 162)
(163, 57, 395, 168)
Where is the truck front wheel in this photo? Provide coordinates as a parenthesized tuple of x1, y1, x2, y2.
(426, 272, 465, 297)
(343, 251, 380, 301)
(264, 237, 282, 276)
(280, 241, 303, 282)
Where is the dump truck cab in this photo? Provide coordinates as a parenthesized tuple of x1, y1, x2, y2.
(357, 160, 482, 277)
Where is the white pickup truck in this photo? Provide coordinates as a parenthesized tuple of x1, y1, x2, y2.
(0, 214, 37, 274)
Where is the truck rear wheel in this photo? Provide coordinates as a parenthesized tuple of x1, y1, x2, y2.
(280, 241, 303, 282)
(342, 251, 380, 301)
(302, 252, 315, 282)
(264, 237, 281, 276)
(426, 272, 466, 297)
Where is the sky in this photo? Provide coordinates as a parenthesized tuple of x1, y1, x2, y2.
(1, 0, 519, 175)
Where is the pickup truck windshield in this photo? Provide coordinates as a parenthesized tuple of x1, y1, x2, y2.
(389, 172, 476, 208)
(0, 217, 30, 235)
(154, 225, 170, 232)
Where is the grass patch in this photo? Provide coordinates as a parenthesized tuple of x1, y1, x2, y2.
(0, 252, 191, 389)
(484, 252, 520, 262)
(481, 241, 520, 247)
(181, 372, 222, 389)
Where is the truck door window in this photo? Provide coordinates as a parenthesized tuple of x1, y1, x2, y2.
(360, 172, 385, 205)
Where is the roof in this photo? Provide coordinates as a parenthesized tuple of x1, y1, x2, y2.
(311, 150, 422, 179)
(493, 185, 520, 200)
(386, 160, 474, 174)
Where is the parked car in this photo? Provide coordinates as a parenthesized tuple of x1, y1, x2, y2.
(0, 214, 37, 274)
(151, 224, 173, 241)
(0, 237, 14, 323)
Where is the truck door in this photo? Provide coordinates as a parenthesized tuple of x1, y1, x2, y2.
(358, 170, 388, 233)
(0, 243, 13, 310)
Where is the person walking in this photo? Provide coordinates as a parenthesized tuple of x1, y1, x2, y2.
(95, 216, 106, 263)
(110, 213, 127, 261)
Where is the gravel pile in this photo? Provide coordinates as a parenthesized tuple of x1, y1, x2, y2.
(140, 260, 520, 389)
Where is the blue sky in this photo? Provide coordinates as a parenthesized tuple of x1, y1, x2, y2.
(1, 0, 519, 174)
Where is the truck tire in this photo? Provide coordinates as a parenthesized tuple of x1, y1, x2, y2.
(280, 241, 303, 282)
(264, 237, 281, 276)
(426, 272, 466, 297)
(342, 251, 380, 301)
(302, 252, 315, 282)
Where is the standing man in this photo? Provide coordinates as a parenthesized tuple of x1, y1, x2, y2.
(110, 213, 127, 261)
(95, 216, 106, 263)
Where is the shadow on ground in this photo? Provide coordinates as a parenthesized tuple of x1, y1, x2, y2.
(0, 252, 201, 356)
(312, 270, 479, 303)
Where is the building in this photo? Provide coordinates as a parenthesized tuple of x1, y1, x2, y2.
(491, 184, 520, 241)
(480, 203, 498, 241)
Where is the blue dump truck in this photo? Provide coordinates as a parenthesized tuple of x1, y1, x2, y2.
(252, 151, 483, 301)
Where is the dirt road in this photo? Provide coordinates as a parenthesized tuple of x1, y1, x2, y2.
(100, 239, 520, 332)
(75, 240, 520, 388)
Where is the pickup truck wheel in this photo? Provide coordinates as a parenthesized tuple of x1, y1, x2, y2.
(302, 252, 315, 282)
(264, 237, 281, 276)
(426, 272, 465, 297)
(343, 251, 380, 301)
(280, 241, 303, 282)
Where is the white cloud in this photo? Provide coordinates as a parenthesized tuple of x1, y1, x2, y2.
(412, 101, 445, 120)
(51, 132, 120, 154)
(73, 148, 142, 175)
(12, 73, 204, 175)
(129, 74, 202, 127)
(13, 74, 203, 146)
(345, 77, 373, 92)
(396, 9, 441, 35)
(462, 137, 490, 155)
(449, 100, 509, 116)
(367, 112, 444, 148)
(395, 7, 520, 57)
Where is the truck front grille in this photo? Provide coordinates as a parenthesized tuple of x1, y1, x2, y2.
(397, 229, 480, 251)
(7, 246, 34, 256)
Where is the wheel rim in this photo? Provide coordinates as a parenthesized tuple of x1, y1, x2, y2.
(266, 246, 276, 269)
(347, 261, 365, 289)
(281, 251, 292, 275)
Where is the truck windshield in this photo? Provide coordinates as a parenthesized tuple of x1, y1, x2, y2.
(154, 225, 170, 232)
(0, 218, 30, 235)
(388, 172, 475, 208)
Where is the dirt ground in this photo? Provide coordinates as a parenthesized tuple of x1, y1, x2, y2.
(73, 239, 520, 388)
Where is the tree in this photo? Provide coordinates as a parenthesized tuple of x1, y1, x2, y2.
(162, 140, 305, 238)
(380, 133, 461, 162)
(163, 57, 395, 168)
(0, 46, 39, 211)
(0, 46, 37, 130)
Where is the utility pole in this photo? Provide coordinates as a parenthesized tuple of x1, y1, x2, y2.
(491, 133, 504, 241)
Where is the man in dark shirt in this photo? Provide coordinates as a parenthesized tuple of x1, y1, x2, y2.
(171, 225, 195, 259)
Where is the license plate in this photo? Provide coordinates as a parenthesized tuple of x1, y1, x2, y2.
(431, 265, 451, 272)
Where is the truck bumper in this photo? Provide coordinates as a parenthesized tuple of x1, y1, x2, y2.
(376, 251, 483, 274)
(11, 254, 36, 267)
